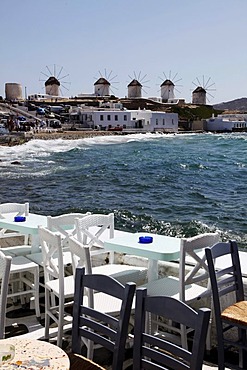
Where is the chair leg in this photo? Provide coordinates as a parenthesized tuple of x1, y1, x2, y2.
(44, 289, 50, 340)
(87, 339, 94, 360)
(57, 294, 65, 348)
(33, 267, 40, 319)
(180, 324, 188, 350)
(239, 328, 247, 369)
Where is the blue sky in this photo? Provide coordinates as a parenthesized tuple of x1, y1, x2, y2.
(1, 0, 247, 104)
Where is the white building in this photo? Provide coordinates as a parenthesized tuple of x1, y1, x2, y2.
(206, 114, 247, 132)
(70, 108, 178, 133)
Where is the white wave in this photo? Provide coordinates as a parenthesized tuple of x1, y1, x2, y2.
(0, 132, 202, 163)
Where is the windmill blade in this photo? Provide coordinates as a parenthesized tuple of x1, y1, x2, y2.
(206, 82, 216, 89)
(174, 78, 182, 84)
(141, 79, 150, 85)
(107, 70, 113, 80)
(46, 65, 53, 76)
(172, 72, 178, 81)
(109, 74, 118, 82)
(207, 92, 215, 99)
(192, 81, 198, 87)
(60, 84, 70, 91)
(56, 66, 64, 80)
(163, 72, 168, 80)
(40, 71, 50, 78)
(59, 73, 70, 80)
(140, 73, 147, 83)
(196, 77, 201, 86)
(137, 71, 142, 81)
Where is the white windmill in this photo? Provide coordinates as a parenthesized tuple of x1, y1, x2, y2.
(94, 69, 118, 97)
(191, 76, 216, 105)
(158, 71, 182, 102)
(39, 64, 71, 96)
(127, 72, 149, 98)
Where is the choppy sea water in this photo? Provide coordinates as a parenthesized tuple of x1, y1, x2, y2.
(0, 132, 247, 248)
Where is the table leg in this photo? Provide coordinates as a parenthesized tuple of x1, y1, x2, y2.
(30, 234, 41, 254)
(148, 259, 158, 282)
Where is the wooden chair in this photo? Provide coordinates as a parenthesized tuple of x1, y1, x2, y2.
(72, 267, 136, 370)
(205, 240, 247, 369)
(68, 353, 106, 370)
(133, 288, 211, 370)
(0, 251, 12, 338)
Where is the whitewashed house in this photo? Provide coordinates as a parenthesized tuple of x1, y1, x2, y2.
(70, 107, 178, 133)
(206, 114, 247, 132)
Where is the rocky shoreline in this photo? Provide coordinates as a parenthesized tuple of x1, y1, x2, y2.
(0, 130, 119, 146)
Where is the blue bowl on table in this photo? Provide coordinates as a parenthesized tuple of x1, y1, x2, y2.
(139, 236, 153, 244)
(14, 216, 26, 222)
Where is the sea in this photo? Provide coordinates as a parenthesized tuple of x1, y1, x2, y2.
(1, 132, 247, 248)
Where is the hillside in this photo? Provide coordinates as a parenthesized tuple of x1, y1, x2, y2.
(213, 97, 247, 112)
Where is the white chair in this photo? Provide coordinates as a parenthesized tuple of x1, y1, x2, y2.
(0, 202, 31, 256)
(47, 212, 91, 250)
(38, 225, 75, 347)
(0, 251, 12, 338)
(142, 232, 220, 349)
(75, 213, 148, 286)
(28, 212, 91, 267)
(7, 255, 41, 320)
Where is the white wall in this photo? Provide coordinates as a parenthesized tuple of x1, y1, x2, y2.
(91, 110, 178, 132)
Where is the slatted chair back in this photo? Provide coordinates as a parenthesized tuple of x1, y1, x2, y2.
(205, 241, 246, 369)
(133, 288, 210, 370)
(0, 202, 29, 219)
(179, 232, 220, 301)
(47, 212, 91, 250)
(39, 226, 63, 285)
(0, 202, 29, 242)
(0, 251, 12, 338)
(72, 267, 136, 370)
(75, 213, 114, 263)
(69, 236, 92, 275)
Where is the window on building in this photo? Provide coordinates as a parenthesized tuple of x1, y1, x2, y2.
(172, 119, 174, 125)
(163, 118, 165, 125)
(156, 119, 158, 125)
(115, 115, 118, 121)
(100, 115, 104, 121)
(107, 115, 111, 121)
(124, 115, 127, 121)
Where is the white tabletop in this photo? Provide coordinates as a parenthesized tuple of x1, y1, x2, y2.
(104, 232, 181, 282)
(0, 338, 69, 369)
(0, 213, 47, 253)
(0, 213, 47, 235)
(104, 232, 181, 261)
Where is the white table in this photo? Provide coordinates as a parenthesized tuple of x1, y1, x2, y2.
(104, 232, 181, 281)
(0, 213, 47, 253)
